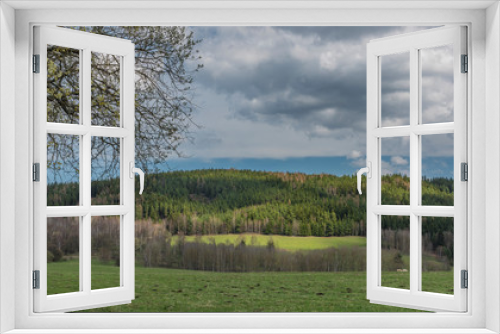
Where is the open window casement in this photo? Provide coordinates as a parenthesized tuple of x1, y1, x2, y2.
(364, 26, 467, 312)
(33, 26, 140, 312)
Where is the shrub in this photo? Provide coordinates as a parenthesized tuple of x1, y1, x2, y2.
(47, 250, 54, 263)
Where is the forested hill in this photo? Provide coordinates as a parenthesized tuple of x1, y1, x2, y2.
(48, 169, 454, 238)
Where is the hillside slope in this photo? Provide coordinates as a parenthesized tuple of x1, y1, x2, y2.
(49, 169, 453, 238)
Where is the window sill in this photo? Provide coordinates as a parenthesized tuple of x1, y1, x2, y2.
(4, 329, 498, 334)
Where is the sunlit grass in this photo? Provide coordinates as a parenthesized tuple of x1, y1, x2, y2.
(172, 234, 366, 251)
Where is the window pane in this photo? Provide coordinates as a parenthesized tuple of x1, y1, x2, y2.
(380, 52, 410, 127)
(421, 217, 454, 294)
(91, 137, 121, 205)
(421, 134, 454, 206)
(381, 215, 410, 289)
(47, 45, 80, 124)
(91, 52, 121, 127)
(47, 134, 80, 206)
(47, 217, 80, 295)
(421, 45, 454, 124)
(91, 216, 121, 290)
(381, 137, 410, 205)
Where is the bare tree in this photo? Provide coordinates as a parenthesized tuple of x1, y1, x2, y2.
(47, 26, 203, 183)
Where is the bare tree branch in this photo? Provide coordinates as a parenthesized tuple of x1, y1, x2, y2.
(47, 26, 203, 184)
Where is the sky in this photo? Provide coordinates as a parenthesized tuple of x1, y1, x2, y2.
(165, 26, 454, 178)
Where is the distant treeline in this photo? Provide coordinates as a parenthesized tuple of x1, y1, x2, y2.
(48, 218, 452, 272)
(48, 169, 454, 242)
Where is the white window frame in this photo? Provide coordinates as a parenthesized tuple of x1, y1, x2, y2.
(33, 26, 136, 313)
(366, 26, 468, 312)
(0, 1, 499, 333)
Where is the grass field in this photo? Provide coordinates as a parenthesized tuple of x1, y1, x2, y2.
(47, 260, 452, 312)
(172, 234, 366, 251)
(48, 260, 120, 295)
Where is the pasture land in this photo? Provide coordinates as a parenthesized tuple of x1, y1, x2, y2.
(48, 260, 120, 295)
(172, 234, 366, 251)
(46, 261, 451, 312)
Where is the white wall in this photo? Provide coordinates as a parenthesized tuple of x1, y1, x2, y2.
(0, 2, 16, 333)
(2, 3, 495, 332)
(486, 2, 500, 333)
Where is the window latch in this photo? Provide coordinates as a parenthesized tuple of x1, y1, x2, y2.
(357, 162, 371, 195)
(129, 162, 145, 195)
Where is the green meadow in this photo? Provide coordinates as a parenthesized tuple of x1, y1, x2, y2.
(172, 234, 366, 251)
(47, 260, 452, 313)
(47, 260, 120, 295)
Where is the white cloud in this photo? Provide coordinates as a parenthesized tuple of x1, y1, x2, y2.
(319, 51, 339, 71)
(381, 160, 409, 176)
(350, 157, 367, 169)
(391, 156, 408, 165)
(347, 150, 363, 159)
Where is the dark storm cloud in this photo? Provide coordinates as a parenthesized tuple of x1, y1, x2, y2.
(230, 66, 368, 137)
(193, 27, 421, 136)
(274, 26, 423, 42)
(193, 26, 392, 138)
(189, 26, 449, 157)
(380, 52, 411, 126)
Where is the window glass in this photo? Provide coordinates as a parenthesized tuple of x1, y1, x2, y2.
(381, 137, 410, 205)
(421, 134, 454, 206)
(47, 45, 80, 124)
(91, 137, 121, 205)
(47, 217, 80, 295)
(91, 216, 121, 290)
(91, 52, 121, 127)
(421, 216, 454, 294)
(47, 134, 80, 206)
(381, 52, 410, 127)
(421, 45, 454, 124)
(381, 215, 410, 289)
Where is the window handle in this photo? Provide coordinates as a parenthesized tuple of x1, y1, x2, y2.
(357, 162, 371, 195)
(129, 162, 145, 195)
